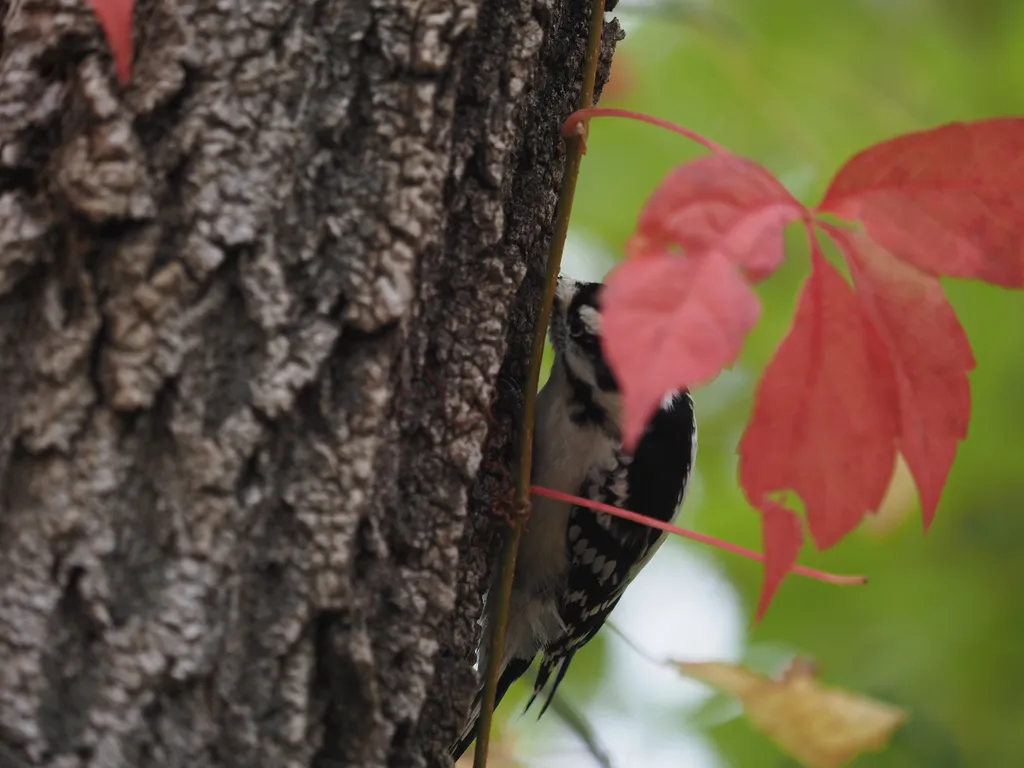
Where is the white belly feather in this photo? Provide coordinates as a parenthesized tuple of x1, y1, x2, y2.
(501, 361, 614, 661)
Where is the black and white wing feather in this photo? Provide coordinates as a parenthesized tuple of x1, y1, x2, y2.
(526, 391, 697, 715)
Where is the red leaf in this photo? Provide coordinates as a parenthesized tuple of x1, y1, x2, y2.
(818, 119, 1024, 287)
(630, 153, 806, 281)
(738, 242, 900, 549)
(755, 498, 803, 620)
(87, 0, 135, 84)
(833, 229, 975, 527)
(603, 251, 761, 448)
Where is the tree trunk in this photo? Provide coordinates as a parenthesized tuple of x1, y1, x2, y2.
(0, 1, 619, 767)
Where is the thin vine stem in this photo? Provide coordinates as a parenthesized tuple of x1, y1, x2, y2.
(471, 1, 609, 765)
(563, 106, 727, 153)
(530, 486, 868, 585)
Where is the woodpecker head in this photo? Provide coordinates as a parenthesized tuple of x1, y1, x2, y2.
(550, 275, 619, 393)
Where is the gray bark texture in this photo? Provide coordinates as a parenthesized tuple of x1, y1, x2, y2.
(0, 0, 620, 767)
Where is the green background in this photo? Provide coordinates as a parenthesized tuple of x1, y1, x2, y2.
(489, 1, 1024, 766)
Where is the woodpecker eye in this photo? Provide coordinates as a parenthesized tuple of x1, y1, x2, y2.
(569, 315, 586, 340)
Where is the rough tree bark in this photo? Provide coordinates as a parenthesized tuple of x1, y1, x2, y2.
(0, 0, 619, 767)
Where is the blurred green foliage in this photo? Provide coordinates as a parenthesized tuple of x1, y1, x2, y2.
(525, 0, 1024, 765)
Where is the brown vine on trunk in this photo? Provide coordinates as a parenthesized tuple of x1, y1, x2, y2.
(0, 1, 620, 766)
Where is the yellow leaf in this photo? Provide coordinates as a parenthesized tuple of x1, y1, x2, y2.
(676, 658, 907, 768)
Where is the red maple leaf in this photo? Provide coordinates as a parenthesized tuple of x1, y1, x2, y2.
(602, 250, 762, 448)
(87, 0, 135, 84)
(738, 240, 900, 552)
(833, 229, 975, 527)
(630, 153, 806, 282)
(819, 119, 1024, 287)
(587, 112, 1024, 615)
(756, 498, 803, 621)
(603, 152, 804, 447)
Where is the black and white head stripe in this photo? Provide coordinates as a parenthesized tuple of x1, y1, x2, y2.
(551, 275, 619, 395)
